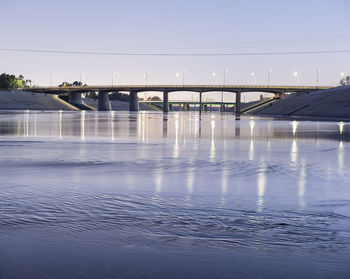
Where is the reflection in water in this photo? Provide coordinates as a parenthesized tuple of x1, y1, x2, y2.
(186, 164, 194, 195)
(1, 111, 350, 278)
(220, 166, 228, 207)
(298, 160, 306, 208)
(80, 111, 85, 141)
(155, 166, 163, 194)
(257, 163, 266, 212)
(173, 114, 180, 158)
(291, 140, 298, 163)
(110, 111, 115, 141)
(138, 113, 145, 142)
(338, 141, 344, 171)
(1, 111, 349, 142)
(267, 123, 271, 151)
(249, 119, 255, 160)
(339, 121, 345, 135)
(291, 120, 298, 137)
(210, 116, 216, 161)
(34, 111, 37, 137)
(59, 110, 63, 139)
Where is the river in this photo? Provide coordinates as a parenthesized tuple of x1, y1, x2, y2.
(0, 111, 349, 278)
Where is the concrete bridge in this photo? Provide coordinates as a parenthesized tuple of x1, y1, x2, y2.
(24, 85, 332, 114)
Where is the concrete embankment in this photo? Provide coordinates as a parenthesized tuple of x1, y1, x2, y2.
(251, 86, 350, 119)
(0, 90, 77, 110)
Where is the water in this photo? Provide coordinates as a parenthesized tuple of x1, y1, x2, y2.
(1, 111, 350, 278)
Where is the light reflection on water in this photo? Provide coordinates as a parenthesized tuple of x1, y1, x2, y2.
(1, 111, 350, 278)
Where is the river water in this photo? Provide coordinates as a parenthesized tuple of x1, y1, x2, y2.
(0, 111, 350, 278)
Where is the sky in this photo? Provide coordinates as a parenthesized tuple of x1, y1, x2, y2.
(1, 0, 350, 100)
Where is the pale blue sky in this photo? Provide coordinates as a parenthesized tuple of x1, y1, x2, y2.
(1, 0, 349, 100)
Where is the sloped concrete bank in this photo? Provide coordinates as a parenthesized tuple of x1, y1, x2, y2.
(0, 90, 77, 110)
(251, 86, 350, 119)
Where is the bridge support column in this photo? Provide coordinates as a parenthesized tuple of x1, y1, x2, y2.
(235, 91, 241, 115)
(129, 91, 139, 111)
(98, 92, 111, 111)
(163, 91, 169, 112)
(199, 92, 202, 113)
(69, 91, 82, 105)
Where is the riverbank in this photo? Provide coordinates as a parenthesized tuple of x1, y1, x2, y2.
(251, 85, 350, 119)
(0, 90, 77, 110)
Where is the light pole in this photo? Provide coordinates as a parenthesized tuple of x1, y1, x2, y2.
(316, 70, 320, 87)
(293, 72, 299, 86)
(212, 72, 218, 85)
(182, 70, 187, 86)
(176, 73, 181, 85)
(222, 70, 228, 107)
(251, 72, 257, 85)
(80, 73, 86, 85)
(112, 72, 116, 86)
(267, 69, 271, 87)
(144, 71, 150, 86)
(223, 70, 228, 86)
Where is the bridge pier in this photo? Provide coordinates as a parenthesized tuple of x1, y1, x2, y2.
(163, 91, 169, 112)
(235, 91, 241, 115)
(69, 92, 82, 105)
(129, 91, 139, 111)
(98, 92, 111, 111)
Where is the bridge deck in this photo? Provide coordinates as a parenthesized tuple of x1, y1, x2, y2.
(23, 85, 333, 94)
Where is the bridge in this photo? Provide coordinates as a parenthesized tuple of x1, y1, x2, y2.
(24, 85, 333, 114)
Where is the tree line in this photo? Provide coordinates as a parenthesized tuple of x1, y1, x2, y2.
(0, 73, 31, 90)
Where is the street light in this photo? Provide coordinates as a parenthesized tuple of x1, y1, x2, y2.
(80, 73, 86, 85)
(251, 72, 257, 85)
(267, 69, 271, 87)
(316, 70, 320, 86)
(221, 70, 228, 107)
(293, 71, 300, 85)
(177, 71, 187, 86)
(212, 72, 218, 85)
(112, 72, 116, 86)
(182, 70, 187, 86)
(144, 71, 150, 86)
(223, 70, 228, 86)
(176, 72, 181, 85)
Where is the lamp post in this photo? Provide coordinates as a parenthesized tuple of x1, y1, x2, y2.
(212, 72, 218, 85)
(293, 72, 299, 86)
(251, 72, 257, 85)
(144, 71, 150, 86)
(267, 69, 271, 87)
(316, 70, 320, 87)
(112, 72, 116, 86)
(182, 70, 187, 86)
(222, 70, 228, 108)
(176, 73, 181, 85)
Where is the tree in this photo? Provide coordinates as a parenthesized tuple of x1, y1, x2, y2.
(59, 81, 85, 87)
(0, 73, 24, 90)
(340, 76, 350, 86)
